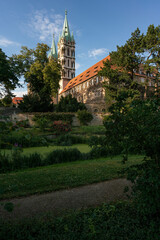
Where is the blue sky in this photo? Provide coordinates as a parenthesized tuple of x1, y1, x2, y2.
(0, 0, 160, 96)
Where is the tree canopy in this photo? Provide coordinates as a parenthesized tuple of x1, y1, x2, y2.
(0, 48, 19, 97)
(99, 24, 160, 109)
(11, 43, 61, 102)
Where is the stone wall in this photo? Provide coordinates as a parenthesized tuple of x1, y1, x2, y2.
(0, 108, 104, 126)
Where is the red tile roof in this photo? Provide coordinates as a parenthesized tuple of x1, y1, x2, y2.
(12, 97, 23, 105)
(60, 55, 110, 94)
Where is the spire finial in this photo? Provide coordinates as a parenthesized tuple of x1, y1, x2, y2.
(65, 10, 67, 15)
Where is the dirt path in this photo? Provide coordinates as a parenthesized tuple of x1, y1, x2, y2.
(0, 178, 132, 220)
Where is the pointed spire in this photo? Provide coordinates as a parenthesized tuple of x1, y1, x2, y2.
(48, 33, 58, 59)
(61, 10, 71, 41)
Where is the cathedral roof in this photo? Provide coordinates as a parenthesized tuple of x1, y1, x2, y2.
(48, 34, 58, 59)
(60, 55, 110, 94)
(59, 10, 74, 42)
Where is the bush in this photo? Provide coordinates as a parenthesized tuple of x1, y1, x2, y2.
(0, 202, 159, 240)
(54, 134, 87, 146)
(1, 133, 48, 149)
(50, 120, 71, 135)
(45, 148, 83, 164)
(77, 110, 93, 125)
(56, 94, 86, 112)
(18, 94, 54, 112)
(33, 112, 74, 125)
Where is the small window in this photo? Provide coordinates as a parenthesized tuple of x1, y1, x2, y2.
(68, 48, 70, 56)
(68, 60, 70, 67)
(94, 109, 98, 113)
(102, 108, 106, 112)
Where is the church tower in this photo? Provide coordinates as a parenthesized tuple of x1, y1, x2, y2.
(48, 34, 58, 60)
(58, 10, 75, 94)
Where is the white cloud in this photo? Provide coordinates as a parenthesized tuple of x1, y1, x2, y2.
(88, 48, 108, 58)
(75, 62, 81, 70)
(28, 9, 63, 41)
(0, 36, 19, 47)
(13, 90, 27, 97)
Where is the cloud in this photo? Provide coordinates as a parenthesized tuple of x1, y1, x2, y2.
(75, 62, 81, 70)
(88, 48, 108, 58)
(28, 9, 63, 41)
(13, 90, 27, 97)
(0, 36, 19, 47)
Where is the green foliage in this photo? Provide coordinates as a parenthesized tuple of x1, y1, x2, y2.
(77, 110, 93, 125)
(1, 131, 48, 149)
(45, 148, 83, 165)
(18, 94, 54, 112)
(56, 94, 86, 112)
(55, 134, 87, 146)
(1, 95, 12, 107)
(104, 98, 160, 216)
(33, 112, 74, 124)
(35, 117, 50, 131)
(0, 48, 19, 97)
(12, 43, 61, 109)
(0, 202, 159, 240)
(50, 120, 71, 135)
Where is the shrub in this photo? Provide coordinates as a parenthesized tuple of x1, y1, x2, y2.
(77, 110, 93, 125)
(35, 117, 50, 131)
(19, 94, 54, 112)
(0, 202, 159, 240)
(56, 94, 86, 112)
(50, 120, 71, 135)
(53, 134, 88, 146)
(33, 112, 74, 125)
(45, 148, 83, 165)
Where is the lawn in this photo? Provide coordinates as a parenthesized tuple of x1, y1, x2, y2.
(2, 144, 90, 157)
(0, 155, 143, 200)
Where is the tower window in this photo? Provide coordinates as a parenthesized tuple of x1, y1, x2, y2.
(68, 60, 69, 67)
(68, 70, 70, 78)
(68, 48, 70, 56)
(71, 62, 75, 68)
(72, 50, 75, 57)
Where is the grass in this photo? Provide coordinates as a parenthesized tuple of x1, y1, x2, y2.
(0, 155, 143, 200)
(2, 144, 90, 157)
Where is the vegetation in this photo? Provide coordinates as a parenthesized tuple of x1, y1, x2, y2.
(77, 110, 93, 125)
(0, 48, 19, 97)
(100, 24, 160, 217)
(0, 155, 143, 200)
(56, 94, 86, 112)
(12, 43, 61, 112)
(0, 201, 159, 240)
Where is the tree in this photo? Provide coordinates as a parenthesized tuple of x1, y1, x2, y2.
(12, 43, 61, 109)
(0, 48, 19, 97)
(101, 25, 160, 218)
(56, 94, 86, 112)
(99, 25, 160, 108)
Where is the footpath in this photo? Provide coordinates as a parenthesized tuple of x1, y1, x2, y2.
(0, 178, 132, 220)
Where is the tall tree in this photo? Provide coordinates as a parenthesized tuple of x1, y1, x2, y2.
(0, 48, 19, 97)
(12, 43, 61, 101)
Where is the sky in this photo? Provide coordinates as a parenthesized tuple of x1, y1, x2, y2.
(0, 0, 160, 97)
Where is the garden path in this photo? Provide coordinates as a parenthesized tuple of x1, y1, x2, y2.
(0, 178, 132, 220)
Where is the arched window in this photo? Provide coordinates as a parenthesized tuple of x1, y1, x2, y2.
(68, 60, 70, 67)
(67, 48, 70, 56)
(102, 108, 106, 113)
(68, 70, 70, 78)
(94, 109, 98, 113)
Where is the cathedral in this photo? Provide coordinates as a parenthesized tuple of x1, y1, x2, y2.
(48, 11, 154, 113)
